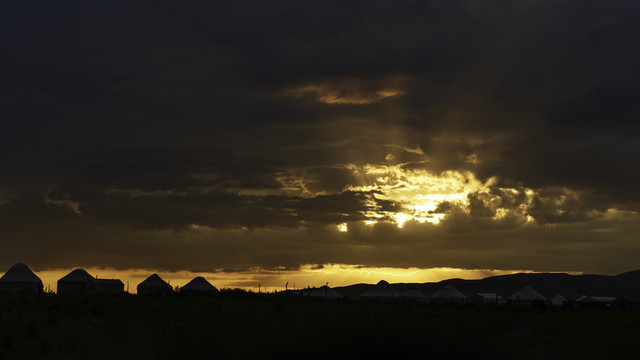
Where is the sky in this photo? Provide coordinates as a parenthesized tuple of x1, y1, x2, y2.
(2, 1, 640, 291)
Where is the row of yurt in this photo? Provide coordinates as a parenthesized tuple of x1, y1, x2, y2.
(574, 295, 618, 309)
(271, 282, 616, 306)
(137, 274, 219, 296)
(0, 265, 619, 303)
(283, 282, 427, 301)
(306, 285, 343, 299)
(357, 281, 463, 303)
(0, 265, 124, 295)
(355, 281, 559, 306)
(519, 294, 622, 308)
(359, 281, 465, 303)
(291, 282, 552, 305)
(542, 295, 619, 308)
(575, 295, 617, 303)
(0, 264, 218, 296)
(355, 282, 621, 307)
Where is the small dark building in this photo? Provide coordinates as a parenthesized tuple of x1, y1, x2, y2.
(93, 279, 124, 295)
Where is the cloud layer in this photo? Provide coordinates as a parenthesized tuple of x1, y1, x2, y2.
(1, 0, 639, 275)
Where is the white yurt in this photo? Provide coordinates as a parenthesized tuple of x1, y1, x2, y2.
(307, 285, 343, 299)
(0, 263, 43, 294)
(277, 289, 302, 296)
(507, 286, 547, 303)
(473, 292, 504, 304)
(550, 295, 567, 307)
(429, 285, 467, 304)
(359, 280, 400, 300)
(576, 295, 617, 303)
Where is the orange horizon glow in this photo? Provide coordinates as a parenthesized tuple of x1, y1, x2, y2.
(31, 264, 580, 294)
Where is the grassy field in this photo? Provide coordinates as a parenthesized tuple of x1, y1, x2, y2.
(1, 292, 640, 360)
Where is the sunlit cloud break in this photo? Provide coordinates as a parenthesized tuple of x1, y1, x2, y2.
(343, 163, 524, 227)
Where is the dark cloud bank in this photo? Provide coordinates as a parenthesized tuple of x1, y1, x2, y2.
(1, 0, 639, 275)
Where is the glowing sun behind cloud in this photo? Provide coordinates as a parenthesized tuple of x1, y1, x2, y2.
(344, 163, 501, 227)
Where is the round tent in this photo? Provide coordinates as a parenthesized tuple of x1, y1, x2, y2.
(429, 285, 467, 304)
(137, 274, 173, 296)
(550, 295, 567, 307)
(359, 280, 399, 301)
(472, 292, 504, 304)
(307, 285, 343, 299)
(180, 276, 219, 295)
(57, 269, 95, 295)
(0, 263, 43, 294)
(507, 286, 547, 303)
(576, 295, 617, 303)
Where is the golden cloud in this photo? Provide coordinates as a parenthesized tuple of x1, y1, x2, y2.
(279, 76, 405, 105)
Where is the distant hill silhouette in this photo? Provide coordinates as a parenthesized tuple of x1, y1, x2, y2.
(335, 270, 640, 301)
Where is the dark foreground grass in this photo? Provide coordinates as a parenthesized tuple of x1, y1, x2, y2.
(1, 292, 639, 360)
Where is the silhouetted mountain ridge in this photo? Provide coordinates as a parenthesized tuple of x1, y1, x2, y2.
(335, 270, 640, 301)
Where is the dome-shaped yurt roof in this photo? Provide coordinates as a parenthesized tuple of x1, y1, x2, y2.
(137, 274, 173, 295)
(430, 285, 467, 303)
(307, 285, 343, 299)
(0, 263, 43, 294)
(359, 280, 399, 300)
(181, 276, 218, 294)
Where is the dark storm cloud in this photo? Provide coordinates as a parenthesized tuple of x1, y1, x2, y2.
(65, 147, 285, 191)
(1, 188, 401, 230)
(1, 0, 640, 273)
(2, 202, 639, 275)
